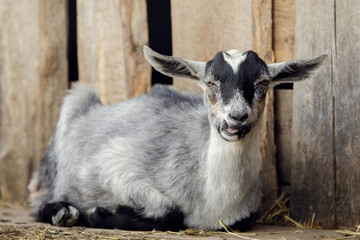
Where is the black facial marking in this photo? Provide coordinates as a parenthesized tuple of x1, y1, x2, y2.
(205, 51, 269, 105)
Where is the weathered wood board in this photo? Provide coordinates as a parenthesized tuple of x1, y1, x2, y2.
(291, 0, 336, 228)
(292, 0, 360, 228)
(0, 0, 68, 203)
(252, 0, 278, 213)
(77, 0, 151, 104)
(272, 0, 295, 188)
(171, 0, 253, 92)
(273, 0, 295, 63)
(333, 0, 360, 227)
(274, 90, 293, 185)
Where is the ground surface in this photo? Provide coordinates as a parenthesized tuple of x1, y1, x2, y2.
(0, 206, 358, 240)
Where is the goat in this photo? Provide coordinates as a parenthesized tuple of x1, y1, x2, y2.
(28, 46, 327, 231)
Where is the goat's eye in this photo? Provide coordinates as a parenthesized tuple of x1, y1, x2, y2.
(206, 82, 217, 87)
(255, 80, 270, 87)
(255, 80, 270, 96)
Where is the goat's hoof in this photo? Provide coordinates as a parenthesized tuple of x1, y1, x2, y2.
(52, 206, 79, 227)
(66, 206, 80, 226)
(85, 207, 98, 218)
(52, 207, 68, 226)
(86, 207, 113, 221)
(87, 207, 114, 228)
(93, 207, 113, 218)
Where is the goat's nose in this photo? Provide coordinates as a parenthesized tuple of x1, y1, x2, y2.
(229, 112, 249, 123)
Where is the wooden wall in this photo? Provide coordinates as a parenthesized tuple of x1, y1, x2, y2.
(292, 0, 360, 228)
(273, 0, 295, 189)
(77, 0, 151, 104)
(0, 0, 358, 229)
(0, 0, 150, 202)
(171, 0, 253, 92)
(0, 0, 68, 203)
(334, 0, 360, 227)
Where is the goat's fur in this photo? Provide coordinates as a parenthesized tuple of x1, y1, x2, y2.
(29, 46, 327, 231)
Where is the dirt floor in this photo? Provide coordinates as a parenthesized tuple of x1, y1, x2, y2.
(0, 206, 359, 240)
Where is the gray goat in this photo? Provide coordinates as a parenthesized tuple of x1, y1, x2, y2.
(28, 46, 327, 231)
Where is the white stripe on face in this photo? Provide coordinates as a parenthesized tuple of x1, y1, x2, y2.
(223, 50, 247, 75)
(223, 90, 250, 124)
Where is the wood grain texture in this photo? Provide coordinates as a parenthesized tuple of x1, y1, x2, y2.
(334, 0, 360, 227)
(274, 90, 293, 185)
(170, 0, 253, 92)
(273, 0, 295, 62)
(0, 0, 68, 202)
(77, 0, 151, 104)
(252, 0, 278, 214)
(291, 0, 336, 228)
(252, 0, 274, 63)
(272, 1, 295, 188)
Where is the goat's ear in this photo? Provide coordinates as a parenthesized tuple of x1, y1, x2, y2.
(143, 45, 206, 80)
(267, 54, 328, 84)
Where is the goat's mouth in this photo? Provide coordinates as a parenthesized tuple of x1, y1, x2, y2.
(225, 126, 239, 134)
(220, 122, 251, 141)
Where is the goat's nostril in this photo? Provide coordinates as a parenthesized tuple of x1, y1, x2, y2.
(229, 113, 249, 123)
(240, 113, 249, 122)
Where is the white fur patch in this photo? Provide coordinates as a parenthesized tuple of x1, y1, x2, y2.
(223, 91, 251, 123)
(223, 50, 247, 74)
(184, 125, 262, 229)
(96, 137, 174, 218)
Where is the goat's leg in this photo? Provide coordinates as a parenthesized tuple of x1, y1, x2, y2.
(86, 179, 185, 230)
(228, 214, 254, 232)
(37, 202, 87, 227)
(87, 205, 184, 231)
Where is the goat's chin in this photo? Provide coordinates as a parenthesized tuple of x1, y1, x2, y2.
(220, 133, 240, 142)
(218, 124, 252, 142)
(220, 129, 250, 142)
(220, 131, 244, 142)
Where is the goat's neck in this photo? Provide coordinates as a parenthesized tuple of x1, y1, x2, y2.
(203, 123, 261, 200)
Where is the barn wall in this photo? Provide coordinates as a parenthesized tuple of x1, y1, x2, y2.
(273, 0, 295, 189)
(171, 0, 253, 92)
(334, 0, 360, 227)
(0, 0, 68, 202)
(292, 0, 360, 228)
(0, 0, 151, 203)
(77, 0, 151, 104)
(0, 0, 358, 229)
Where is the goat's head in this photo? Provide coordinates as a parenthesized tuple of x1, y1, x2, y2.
(144, 46, 327, 142)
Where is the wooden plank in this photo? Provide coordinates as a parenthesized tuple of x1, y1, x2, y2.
(171, 0, 253, 92)
(0, 0, 68, 202)
(252, 0, 274, 63)
(273, 0, 295, 189)
(252, 0, 278, 215)
(291, 0, 336, 228)
(334, 0, 360, 227)
(274, 89, 293, 185)
(273, 0, 295, 62)
(77, 0, 151, 104)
